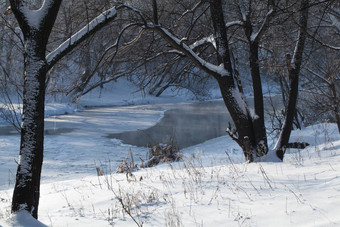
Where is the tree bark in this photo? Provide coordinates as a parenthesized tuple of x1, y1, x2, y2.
(11, 38, 47, 219)
(9, 0, 62, 218)
(217, 76, 255, 162)
(241, 2, 278, 156)
(330, 80, 340, 134)
(248, 41, 268, 156)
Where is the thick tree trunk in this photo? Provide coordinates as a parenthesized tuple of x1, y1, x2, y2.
(217, 76, 255, 162)
(210, 0, 258, 161)
(11, 38, 47, 219)
(240, 1, 277, 157)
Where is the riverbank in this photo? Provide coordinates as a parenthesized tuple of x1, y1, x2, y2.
(1, 78, 339, 226)
(1, 122, 340, 226)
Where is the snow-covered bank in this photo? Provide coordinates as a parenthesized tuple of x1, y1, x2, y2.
(1, 123, 340, 226)
(1, 78, 339, 226)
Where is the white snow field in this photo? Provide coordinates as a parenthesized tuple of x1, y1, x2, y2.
(0, 79, 340, 226)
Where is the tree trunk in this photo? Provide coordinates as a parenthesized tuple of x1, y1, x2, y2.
(330, 81, 340, 134)
(248, 41, 268, 156)
(217, 76, 255, 162)
(275, 0, 309, 160)
(11, 38, 47, 219)
(9, 0, 119, 218)
(150, 0, 265, 161)
(210, 0, 257, 161)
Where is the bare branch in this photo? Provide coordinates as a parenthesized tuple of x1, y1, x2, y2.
(46, 6, 118, 70)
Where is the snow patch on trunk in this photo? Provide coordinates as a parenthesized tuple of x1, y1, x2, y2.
(231, 88, 248, 116)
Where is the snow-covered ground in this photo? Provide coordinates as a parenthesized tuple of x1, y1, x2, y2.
(0, 79, 340, 226)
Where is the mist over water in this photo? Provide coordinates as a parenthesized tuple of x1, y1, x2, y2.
(108, 96, 282, 149)
(1, 96, 281, 149)
(108, 100, 232, 148)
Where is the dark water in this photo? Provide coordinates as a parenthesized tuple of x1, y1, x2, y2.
(108, 100, 232, 148)
(108, 96, 281, 149)
(0, 125, 18, 135)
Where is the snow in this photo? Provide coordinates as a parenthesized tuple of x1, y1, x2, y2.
(231, 88, 248, 116)
(190, 35, 216, 49)
(1, 79, 340, 226)
(250, 9, 274, 43)
(1, 210, 48, 227)
(189, 21, 242, 51)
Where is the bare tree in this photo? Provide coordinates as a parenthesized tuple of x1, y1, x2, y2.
(8, 0, 118, 218)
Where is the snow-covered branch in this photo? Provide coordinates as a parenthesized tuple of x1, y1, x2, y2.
(46, 7, 118, 70)
(251, 8, 275, 43)
(152, 26, 229, 78)
(189, 35, 215, 49)
(226, 20, 244, 28)
(328, 5, 340, 31)
(120, 3, 230, 78)
(188, 21, 243, 51)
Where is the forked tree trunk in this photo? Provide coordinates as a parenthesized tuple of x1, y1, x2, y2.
(210, 0, 257, 161)
(240, 1, 278, 157)
(149, 0, 260, 161)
